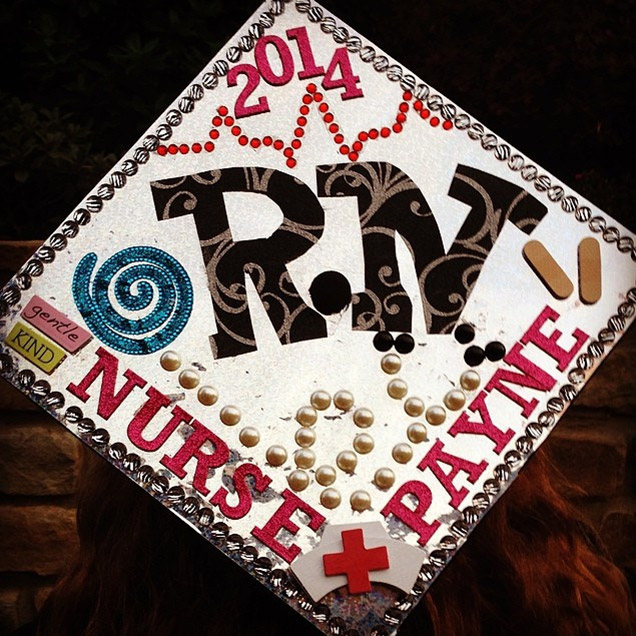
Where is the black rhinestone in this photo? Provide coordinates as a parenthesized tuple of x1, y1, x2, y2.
(454, 324, 475, 344)
(485, 341, 506, 361)
(309, 271, 351, 315)
(394, 333, 414, 354)
(373, 331, 394, 352)
(464, 346, 485, 366)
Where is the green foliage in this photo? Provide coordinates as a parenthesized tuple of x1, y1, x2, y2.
(0, 94, 116, 237)
(0, 95, 114, 181)
(0, 0, 242, 238)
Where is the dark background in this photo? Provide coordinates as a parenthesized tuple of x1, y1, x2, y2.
(0, 0, 634, 240)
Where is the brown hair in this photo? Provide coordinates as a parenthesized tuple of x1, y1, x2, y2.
(37, 445, 634, 636)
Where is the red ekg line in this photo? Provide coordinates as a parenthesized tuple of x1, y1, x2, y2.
(156, 83, 453, 168)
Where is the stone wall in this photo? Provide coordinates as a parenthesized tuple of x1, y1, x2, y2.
(0, 242, 634, 633)
(0, 243, 81, 634)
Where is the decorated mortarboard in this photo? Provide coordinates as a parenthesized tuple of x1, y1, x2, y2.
(1, 1, 635, 634)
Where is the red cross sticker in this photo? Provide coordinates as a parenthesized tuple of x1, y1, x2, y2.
(322, 528, 390, 594)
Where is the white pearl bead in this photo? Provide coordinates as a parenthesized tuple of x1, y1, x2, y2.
(444, 389, 466, 411)
(239, 427, 260, 447)
(381, 353, 401, 374)
(353, 433, 375, 454)
(294, 427, 316, 448)
(336, 450, 358, 473)
(178, 369, 200, 389)
(288, 470, 310, 492)
(407, 422, 428, 443)
(404, 396, 425, 417)
(315, 465, 337, 486)
(160, 351, 181, 371)
(374, 467, 395, 489)
(320, 488, 341, 509)
(333, 390, 354, 411)
(350, 490, 371, 512)
(353, 407, 374, 428)
(387, 379, 408, 399)
(392, 443, 413, 464)
(294, 449, 316, 469)
(425, 405, 446, 425)
(311, 390, 332, 410)
(296, 406, 318, 427)
(219, 405, 241, 426)
(266, 445, 287, 467)
(197, 385, 218, 406)
(460, 370, 481, 391)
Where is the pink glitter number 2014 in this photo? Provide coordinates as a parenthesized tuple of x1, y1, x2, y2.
(228, 26, 364, 118)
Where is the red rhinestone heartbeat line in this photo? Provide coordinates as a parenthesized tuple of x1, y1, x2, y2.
(156, 84, 453, 169)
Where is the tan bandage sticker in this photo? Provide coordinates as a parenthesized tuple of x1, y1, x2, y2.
(578, 237, 602, 304)
(522, 240, 574, 300)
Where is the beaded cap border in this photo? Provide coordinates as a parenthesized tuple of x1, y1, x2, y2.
(1, 1, 635, 634)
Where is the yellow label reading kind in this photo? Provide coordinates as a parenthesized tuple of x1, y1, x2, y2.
(5, 321, 66, 374)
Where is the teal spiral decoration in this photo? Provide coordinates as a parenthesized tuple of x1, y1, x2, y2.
(72, 246, 193, 355)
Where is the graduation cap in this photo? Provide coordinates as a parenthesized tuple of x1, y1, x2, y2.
(1, 2, 634, 634)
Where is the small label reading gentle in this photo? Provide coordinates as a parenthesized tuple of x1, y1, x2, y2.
(21, 295, 91, 354)
(5, 321, 66, 374)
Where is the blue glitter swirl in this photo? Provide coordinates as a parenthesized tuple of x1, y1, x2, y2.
(72, 246, 193, 355)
